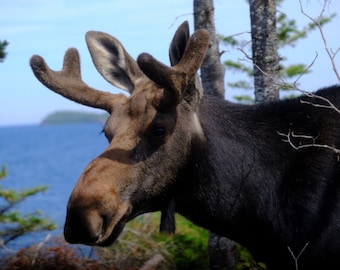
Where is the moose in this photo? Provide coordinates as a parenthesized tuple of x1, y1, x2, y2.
(30, 22, 340, 270)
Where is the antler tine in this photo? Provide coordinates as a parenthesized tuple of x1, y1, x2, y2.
(137, 29, 210, 106)
(175, 29, 210, 76)
(30, 48, 117, 112)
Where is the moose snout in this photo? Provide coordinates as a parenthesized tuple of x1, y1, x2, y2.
(63, 156, 134, 246)
(64, 202, 132, 246)
(64, 207, 104, 245)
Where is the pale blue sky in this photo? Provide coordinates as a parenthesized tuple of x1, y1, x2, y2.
(1, 0, 339, 126)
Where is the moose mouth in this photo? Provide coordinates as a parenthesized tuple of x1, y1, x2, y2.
(96, 203, 141, 246)
(95, 217, 128, 246)
(96, 206, 150, 246)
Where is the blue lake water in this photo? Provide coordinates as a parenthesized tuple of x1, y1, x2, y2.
(0, 123, 108, 251)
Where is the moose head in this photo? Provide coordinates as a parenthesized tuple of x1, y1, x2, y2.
(30, 22, 209, 246)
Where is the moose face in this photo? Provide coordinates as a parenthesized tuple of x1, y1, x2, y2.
(30, 23, 209, 246)
(64, 83, 185, 246)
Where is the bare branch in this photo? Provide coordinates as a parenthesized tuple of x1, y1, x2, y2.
(237, 47, 318, 93)
(237, 47, 253, 62)
(285, 52, 319, 90)
(277, 130, 340, 155)
(298, 0, 340, 81)
(300, 91, 340, 114)
(31, 234, 51, 266)
(140, 254, 164, 270)
(287, 242, 310, 270)
(168, 13, 193, 29)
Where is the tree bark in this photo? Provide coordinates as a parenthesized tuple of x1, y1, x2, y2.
(193, 1, 235, 269)
(194, 0, 225, 97)
(191, 1, 279, 269)
(249, 0, 280, 103)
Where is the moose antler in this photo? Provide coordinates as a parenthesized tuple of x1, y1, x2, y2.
(137, 29, 210, 105)
(30, 48, 117, 112)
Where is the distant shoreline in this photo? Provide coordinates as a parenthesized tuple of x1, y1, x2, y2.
(40, 111, 108, 125)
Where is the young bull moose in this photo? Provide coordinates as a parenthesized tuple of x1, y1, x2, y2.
(30, 22, 340, 270)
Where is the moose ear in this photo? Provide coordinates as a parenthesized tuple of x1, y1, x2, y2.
(85, 31, 145, 93)
(169, 22, 205, 104)
(169, 21, 190, 66)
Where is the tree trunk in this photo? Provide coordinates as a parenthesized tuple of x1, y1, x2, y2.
(193, 1, 235, 269)
(192, 1, 279, 269)
(194, 0, 225, 97)
(249, 0, 280, 102)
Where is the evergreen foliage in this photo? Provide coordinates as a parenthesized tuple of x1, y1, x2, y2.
(222, 4, 336, 101)
(0, 40, 8, 62)
(0, 166, 56, 248)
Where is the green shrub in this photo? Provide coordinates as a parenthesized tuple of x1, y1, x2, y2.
(95, 213, 209, 270)
(96, 213, 174, 269)
(163, 216, 209, 270)
(0, 165, 56, 246)
(95, 212, 268, 270)
(235, 244, 267, 270)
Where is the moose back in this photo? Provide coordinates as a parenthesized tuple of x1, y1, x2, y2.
(30, 22, 340, 270)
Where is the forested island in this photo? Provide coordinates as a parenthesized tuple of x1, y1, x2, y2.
(41, 111, 109, 125)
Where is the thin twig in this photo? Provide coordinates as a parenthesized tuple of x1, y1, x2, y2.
(31, 234, 51, 266)
(287, 242, 310, 270)
(298, 0, 340, 80)
(140, 254, 164, 270)
(300, 95, 340, 114)
(237, 47, 253, 62)
(289, 52, 319, 89)
(168, 13, 193, 29)
(277, 130, 340, 154)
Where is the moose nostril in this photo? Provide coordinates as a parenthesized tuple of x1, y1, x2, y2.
(64, 223, 102, 244)
(64, 209, 105, 245)
(64, 224, 79, 244)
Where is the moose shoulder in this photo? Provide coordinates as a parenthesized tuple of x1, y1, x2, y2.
(30, 22, 340, 270)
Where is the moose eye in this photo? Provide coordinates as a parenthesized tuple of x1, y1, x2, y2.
(151, 126, 166, 138)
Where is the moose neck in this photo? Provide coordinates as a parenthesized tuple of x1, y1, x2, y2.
(173, 95, 282, 242)
(172, 90, 340, 268)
